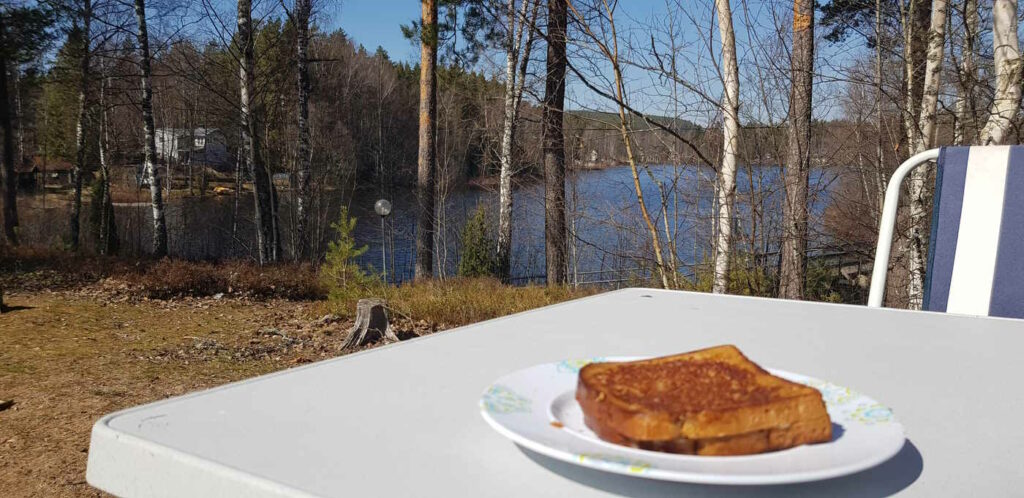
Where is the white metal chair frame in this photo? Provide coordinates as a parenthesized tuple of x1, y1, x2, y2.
(867, 148, 942, 307)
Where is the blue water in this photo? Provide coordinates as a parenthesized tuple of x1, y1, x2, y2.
(18, 164, 835, 285)
(349, 164, 835, 284)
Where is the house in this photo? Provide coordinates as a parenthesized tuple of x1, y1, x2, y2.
(154, 128, 231, 172)
(17, 157, 76, 190)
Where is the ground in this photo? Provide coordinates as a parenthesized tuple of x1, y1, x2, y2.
(0, 250, 590, 496)
(0, 288, 434, 497)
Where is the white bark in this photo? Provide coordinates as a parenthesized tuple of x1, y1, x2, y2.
(954, 0, 979, 145)
(294, 0, 312, 259)
(905, 0, 948, 309)
(911, 0, 947, 154)
(98, 73, 115, 255)
(979, 0, 1022, 145)
(497, 0, 537, 279)
(238, 0, 279, 263)
(712, 0, 740, 294)
(135, 0, 169, 257)
(69, 0, 91, 251)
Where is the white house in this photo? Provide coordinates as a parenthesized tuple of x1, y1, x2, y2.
(154, 128, 231, 171)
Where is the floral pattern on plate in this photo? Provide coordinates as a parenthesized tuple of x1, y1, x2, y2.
(798, 379, 894, 425)
(555, 358, 605, 374)
(481, 385, 532, 414)
(577, 453, 651, 474)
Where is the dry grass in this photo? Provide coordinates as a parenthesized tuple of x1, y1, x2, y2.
(0, 247, 324, 300)
(128, 259, 324, 300)
(0, 250, 601, 496)
(0, 291, 336, 497)
(332, 277, 597, 327)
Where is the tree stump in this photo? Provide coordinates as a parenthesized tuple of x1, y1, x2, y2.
(342, 298, 399, 350)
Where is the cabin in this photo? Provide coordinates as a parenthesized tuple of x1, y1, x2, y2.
(154, 128, 231, 172)
(16, 157, 76, 190)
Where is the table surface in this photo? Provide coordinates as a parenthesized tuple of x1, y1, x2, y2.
(86, 288, 1024, 497)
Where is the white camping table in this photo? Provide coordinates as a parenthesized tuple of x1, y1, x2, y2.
(87, 288, 1024, 497)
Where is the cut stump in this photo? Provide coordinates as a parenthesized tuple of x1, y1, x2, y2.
(342, 298, 399, 350)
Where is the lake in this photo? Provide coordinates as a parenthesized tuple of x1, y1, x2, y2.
(16, 164, 835, 285)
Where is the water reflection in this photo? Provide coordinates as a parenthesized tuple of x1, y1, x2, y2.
(17, 164, 833, 285)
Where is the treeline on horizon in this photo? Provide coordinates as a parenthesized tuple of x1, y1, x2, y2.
(17, 21, 920, 193)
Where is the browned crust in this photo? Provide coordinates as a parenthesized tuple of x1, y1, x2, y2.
(576, 345, 832, 455)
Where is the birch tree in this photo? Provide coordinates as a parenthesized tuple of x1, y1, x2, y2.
(134, 0, 168, 257)
(96, 70, 116, 255)
(544, 0, 568, 285)
(953, 0, 979, 145)
(496, 0, 539, 281)
(712, 0, 739, 294)
(779, 0, 814, 299)
(69, 0, 91, 251)
(416, 0, 438, 279)
(238, 0, 280, 264)
(905, 0, 947, 309)
(293, 0, 313, 260)
(979, 0, 1022, 145)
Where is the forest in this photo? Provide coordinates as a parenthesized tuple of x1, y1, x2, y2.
(1, 0, 1022, 309)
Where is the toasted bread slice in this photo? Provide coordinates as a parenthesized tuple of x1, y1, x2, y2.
(576, 345, 831, 455)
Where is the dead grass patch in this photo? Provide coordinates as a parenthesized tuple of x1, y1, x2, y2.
(330, 277, 597, 327)
(0, 247, 325, 300)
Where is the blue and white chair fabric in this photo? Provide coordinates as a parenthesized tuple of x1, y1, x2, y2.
(869, 146, 1024, 319)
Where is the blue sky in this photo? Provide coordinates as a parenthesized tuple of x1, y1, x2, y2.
(332, 1, 423, 63)
(331, 0, 697, 64)
(326, 1, 860, 121)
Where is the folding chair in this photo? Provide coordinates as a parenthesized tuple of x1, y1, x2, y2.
(869, 146, 1024, 318)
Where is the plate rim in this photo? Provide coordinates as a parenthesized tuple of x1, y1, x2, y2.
(479, 358, 906, 485)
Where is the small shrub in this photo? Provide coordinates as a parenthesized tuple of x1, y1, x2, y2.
(805, 260, 849, 303)
(687, 254, 776, 297)
(457, 206, 497, 278)
(320, 207, 378, 302)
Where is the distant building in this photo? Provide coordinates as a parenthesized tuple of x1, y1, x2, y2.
(154, 128, 231, 172)
(16, 157, 76, 190)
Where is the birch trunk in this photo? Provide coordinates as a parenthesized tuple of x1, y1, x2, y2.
(69, 0, 91, 251)
(543, 0, 568, 285)
(415, 0, 438, 279)
(874, 0, 885, 218)
(294, 0, 312, 260)
(497, 0, 520, 281)
(97, 74, 117, 255)
(497, 0, 537, 280)
(954, 0, 978, 145)
(238, 0, 279, 264)
(905, 0, 948, 309)
(712, 0, 740, 294)
(0, 16, 18, 245)
(779, 0, 814, 300)
(979, 0, 1022, 145)
(134, 0, 168, 257)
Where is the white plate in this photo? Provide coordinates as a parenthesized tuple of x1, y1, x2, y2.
(479, 357, 905, 485)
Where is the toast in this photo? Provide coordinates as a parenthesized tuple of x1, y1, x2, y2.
(576, 345, 831, 456)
